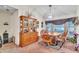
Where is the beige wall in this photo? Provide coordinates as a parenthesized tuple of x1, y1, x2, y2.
(0, 11, 12, 40)
(0, 10, 19, 45)
(9, 11, 19, 45)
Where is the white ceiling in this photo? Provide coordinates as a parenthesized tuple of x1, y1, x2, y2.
(10, 5, 78, 19)
(0, 5, 78, 19)
(0, 5, 17, 14)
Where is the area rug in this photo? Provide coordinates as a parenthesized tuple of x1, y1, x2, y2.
(38, 41, 64, 50)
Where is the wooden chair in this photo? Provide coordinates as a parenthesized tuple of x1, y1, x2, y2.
(62, 31, 68, 42)
(42, 34, 52, 46)
(57, 31, 68, 42)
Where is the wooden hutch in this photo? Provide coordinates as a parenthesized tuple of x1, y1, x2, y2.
(19, 16, 38, 47)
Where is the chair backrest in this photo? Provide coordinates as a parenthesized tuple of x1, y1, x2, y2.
(63, 31, 68, 37)
(42, 34, 50, 40)
(61, 30, 68, 41)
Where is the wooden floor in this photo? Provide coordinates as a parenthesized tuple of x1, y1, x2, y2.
(0, 41, 78, 53)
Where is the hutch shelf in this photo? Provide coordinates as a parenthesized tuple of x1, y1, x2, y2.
(19, 16, 38, 47)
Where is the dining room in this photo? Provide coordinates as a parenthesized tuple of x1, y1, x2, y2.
(0, 5, 79, 53)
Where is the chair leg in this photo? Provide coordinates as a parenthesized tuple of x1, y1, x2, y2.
(75, 46, 78, 51)
(50, 42, 53, 45)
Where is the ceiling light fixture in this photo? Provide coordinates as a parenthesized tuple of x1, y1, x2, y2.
(47, 5, 53, 20)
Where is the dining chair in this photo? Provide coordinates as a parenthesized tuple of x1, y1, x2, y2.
(55, 31, 68, 48)
(41, 34, 52, 46)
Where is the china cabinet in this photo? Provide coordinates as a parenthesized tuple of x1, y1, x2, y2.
(19, 16, 38, 47)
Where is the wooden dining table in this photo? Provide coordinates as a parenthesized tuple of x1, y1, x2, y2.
(48, 32, 62, 45)
(48, 32, 61, 36)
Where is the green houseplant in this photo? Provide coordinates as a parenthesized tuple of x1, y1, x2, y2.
(68, 37, 77, 44)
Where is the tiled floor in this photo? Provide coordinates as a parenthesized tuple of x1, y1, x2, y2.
(0, 41, 78, 53)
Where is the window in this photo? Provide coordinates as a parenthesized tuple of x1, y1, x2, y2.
(41, 22, 43, 28)
(45, 18, 75, 37)
(67, 21, 74, 37)
(37, 21, 39, 28)
(46, 23, 53, 32)
(54, 24, 64, 33)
